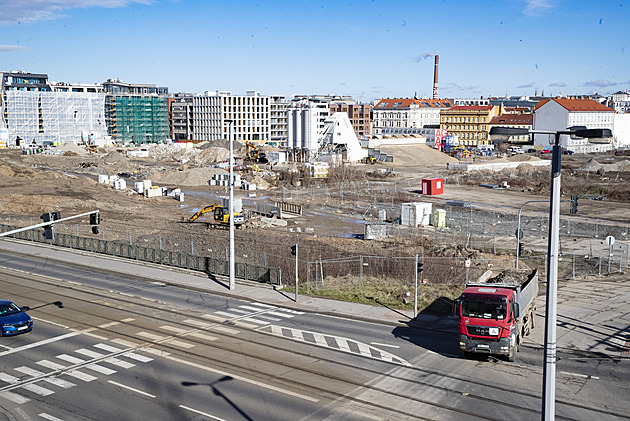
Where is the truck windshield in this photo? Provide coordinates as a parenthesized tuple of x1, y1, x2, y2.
(461, 299, 507, 320)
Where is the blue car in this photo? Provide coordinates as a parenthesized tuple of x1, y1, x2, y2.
(0, 300, 33, 336)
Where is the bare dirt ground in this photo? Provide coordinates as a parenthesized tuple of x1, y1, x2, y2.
(1, 142, 627, 309)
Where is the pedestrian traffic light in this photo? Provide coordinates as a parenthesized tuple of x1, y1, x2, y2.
(570, 195, 579, 214)
(416, 262, 424, 273)
(290, 245, 297, 256)
(90, 211, 100, 234)
(43, 226, 54, 240)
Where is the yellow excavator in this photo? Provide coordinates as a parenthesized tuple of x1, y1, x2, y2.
(185, 205, 246, 227)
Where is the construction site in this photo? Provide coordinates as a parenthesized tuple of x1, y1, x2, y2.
(1, 138, 629, 311)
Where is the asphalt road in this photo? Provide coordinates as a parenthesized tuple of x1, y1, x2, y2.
(0, 252, 628, 420)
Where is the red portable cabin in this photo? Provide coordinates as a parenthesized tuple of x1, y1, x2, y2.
(422, 178, 443, 195)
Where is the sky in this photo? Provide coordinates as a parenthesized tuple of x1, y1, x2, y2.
(0, 0, 628, 102)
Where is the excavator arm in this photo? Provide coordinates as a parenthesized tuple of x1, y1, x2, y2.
(187, 205, 218, 223)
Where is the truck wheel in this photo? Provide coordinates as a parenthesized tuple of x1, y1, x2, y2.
(508, 347, 516, 362)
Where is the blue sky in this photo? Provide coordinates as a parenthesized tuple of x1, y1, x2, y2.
(0, 0, 628, 102)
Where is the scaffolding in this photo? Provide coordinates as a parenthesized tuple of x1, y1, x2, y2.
(105, 95, 169, 144)
(2, 91, 106, 146)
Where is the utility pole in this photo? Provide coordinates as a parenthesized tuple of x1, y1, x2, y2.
(227, 119, 235, 291)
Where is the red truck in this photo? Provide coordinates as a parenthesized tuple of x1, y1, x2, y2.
(458, 270, 538, 362)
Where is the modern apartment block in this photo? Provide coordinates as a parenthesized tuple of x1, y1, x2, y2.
(170, 93, 194, 141)
(270, 95, 289, 145)
(440, 105, 500, 147)
(103, 79, 169, 144)
(372, 98, 453, 135)
(1, 71, 106, 146)
(192, 91, 281, 143)
(329, 102, 372, 137)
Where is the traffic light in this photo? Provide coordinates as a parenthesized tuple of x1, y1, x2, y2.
(290, 245, 297, 256)
(416, 262, 424, 273)
(570, 195, 579, 214)
(90, 211, 100, 234)
(40, 212, 60, 240)
(43, 226, 54, 240)
(40, 212, 52, 223)
(518, 242, 524, 256)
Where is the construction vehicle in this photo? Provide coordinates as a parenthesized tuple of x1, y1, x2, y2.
(457, 269, 538, 362)
(245, 142, 268, 164)
(185, 205, 246, 227)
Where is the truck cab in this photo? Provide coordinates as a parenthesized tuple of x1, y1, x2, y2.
(458, 286, 521, 361)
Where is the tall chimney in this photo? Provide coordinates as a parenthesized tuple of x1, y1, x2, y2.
(432, 55, 439, 99)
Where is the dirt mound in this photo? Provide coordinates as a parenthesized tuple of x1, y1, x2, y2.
(150, 167, 225, 186)
(103, 151, 126, 165)
(579, 159, 603, 171)
(375, 144, 458, 167)
(58, 142, 88, 155)
(507, 154, 541, 162)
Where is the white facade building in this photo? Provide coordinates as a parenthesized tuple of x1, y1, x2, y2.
(192, 91, 281, 142)
(533, 98, 614, 153)
(372, 98, 453, 135)
(609, 91, 630, 114)
(613, 113, 630, 149)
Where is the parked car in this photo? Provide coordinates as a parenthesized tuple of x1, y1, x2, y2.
(541, 148, 552, 154)
(563, 149, 575, 155)
(0, 300, 33, 336)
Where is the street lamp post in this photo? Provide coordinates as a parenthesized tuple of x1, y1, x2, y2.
(226, 119, 235, 291)
(490, 126, 612, 421)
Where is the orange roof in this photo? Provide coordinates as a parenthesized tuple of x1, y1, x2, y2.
(534, 98, 614, 112)
(444, 105, 494, 112)
(490, 114, 532, 125)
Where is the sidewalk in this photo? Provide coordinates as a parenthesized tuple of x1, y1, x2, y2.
(0, 239, 420, 327)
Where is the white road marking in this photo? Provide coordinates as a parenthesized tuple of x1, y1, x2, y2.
(98, 322, 120, 329)
(39, 413, 64, 421)
(336, 338, 352, 353)
(183, 319, 216, 328)
(247, 302, 275, 309)
(75, 349, 135, 369)
(290, 330, 305, 341)
(370, 342, 400, 349)
(227, 308, 251, 314)
(14, 367, 75, 389)
(36, 361, 97, 382)
(159, 325, 189, 333)
(200, 313, 227, 322)
(241, 317, 267, 325)
(93, 343, 124, 353)
(164, 355, 319, 402)
(356, 342, 373, 357)
(111, 338, 140, 347)
(0, 391, 29, 404)
(346, 409, 383, 420)
(120, 318, 135, 323)
(560, 371, 600, 380)
(108, 381, 156, 398)
(233, 321, 260, 329)
(179, 405, 227, 421)
(137, 332, 168, 341)
(55, 355, 116, 376)
(186, 332, 218, 342)
(239, 305, 268, 312)
(214, 311, 242, 319)
(312, 333, 329, 347)
(255, 315, 282, 322)
(164, 339, 195, 349)
(32, 318, 69, 329)
(209, 325, 240, 335)
(266, 311, 295, 318)
(0, 333, 80, 357)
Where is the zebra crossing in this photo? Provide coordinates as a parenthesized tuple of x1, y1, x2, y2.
(204, 302, 411, 366)
(0, 341, 155, 404)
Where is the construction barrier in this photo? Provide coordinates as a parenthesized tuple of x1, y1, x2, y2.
(0, 224, 281, 285)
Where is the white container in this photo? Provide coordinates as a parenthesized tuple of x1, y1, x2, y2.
(98, 175, 109, 184)
(143, 179, 152, 189)
(134, 181, 144, 193)
(401, 202, 432, 227)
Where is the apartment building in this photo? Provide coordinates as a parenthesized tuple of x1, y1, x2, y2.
(170, 93, 194, 141)
(489, 113, 533, 143)
(103, 79, 169, 144)
(372, 98, 453, 135)
(1, 71, 106, 146)
(270, 95, 289, 145)
(533, 98, 614, 153)
(192, 91, 280, 142)
(439, 105, 500, 147)
(329, 102, 372, 137)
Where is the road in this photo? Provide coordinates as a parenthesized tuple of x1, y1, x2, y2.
(0, 250, 628, 420)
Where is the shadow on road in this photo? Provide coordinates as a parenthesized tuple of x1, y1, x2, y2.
(392, 296, 461, 358)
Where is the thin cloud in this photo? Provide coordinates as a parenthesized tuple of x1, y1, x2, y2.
(0, 45, 28, 52)
(584, 79, 617, 88)
(413, 52, 437, 63)
(549, 82, 566, 87)
(522, 0, 555, 16)
(517, 82, 536, 88)
(0, 1, 153, 26)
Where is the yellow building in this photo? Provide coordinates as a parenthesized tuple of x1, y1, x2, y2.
(440, 105, 500, 146)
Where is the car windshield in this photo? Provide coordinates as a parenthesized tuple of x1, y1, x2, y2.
(461, 299, 507, 320)
(0, 303, 22, 317)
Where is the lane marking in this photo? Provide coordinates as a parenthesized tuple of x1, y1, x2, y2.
(0, 391, 29, 404)
(164, 339, 195, 349)
(179, 405, 227, 421)
(36, 360, 97, 382)
(75, 349, 135, 369)
(186, 332, 219, 342)
(214, 311, 243, 319)
(164, 354, 319, 402)
(98, 322, 120, 329)
(108, 381, 156, 398)
(39, 413, 64, 421)
(0, 333, 80, 357)
(370, 342, 400, 349)
(14, 367, 75, 389)
(32, 318, 70, 329)
(209, 326, 240, 335)
(240, 318, 267, 325)
(560, 371, 600, 380)
(137, 332, 167, 341)
(93, 343, 124, 353)
(121, 318, 135, 323)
